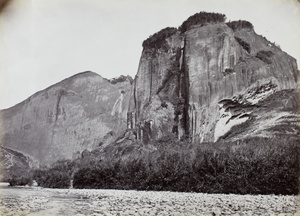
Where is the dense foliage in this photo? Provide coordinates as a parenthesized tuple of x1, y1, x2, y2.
(256, 50, 274, 64)
(179, 12, 226, 33)
(235, 36, 251, 53)
(75, 136, 299, 194)
(23, 135, 300, 195)
(33, 160, 75, 188)
(226, 20, 254, 31)
(6, 170, 32, 186)
(142, 27, 177, 49)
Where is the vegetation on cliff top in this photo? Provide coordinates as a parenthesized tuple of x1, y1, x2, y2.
(179, 11, 226, 33)
(142, 12, 255, 50)
(142, 27, 177, 49)
(226, 20, 254, 31)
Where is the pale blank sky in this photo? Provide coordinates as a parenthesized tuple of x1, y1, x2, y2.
(0, 0, 299, 109)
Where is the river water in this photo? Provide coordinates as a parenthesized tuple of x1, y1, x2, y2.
(0, 185, 299, 215)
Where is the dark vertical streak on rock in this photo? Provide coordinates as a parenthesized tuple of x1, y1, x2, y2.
(133, 77, 137, 114)
(19, 98, 29, 133)
(133, 76, 138, 131)
(51, 89, 63, 146)
(29, 107, 39, 147)
(194, 109, 197, 141)
(172, 48, 183, 136)
(191, 106, 194, 138)
(177, 48, 182, 98)
(55, 90, 63, 122)
(220, 35, 224, 73)
(208, 82, 212, 105)
(149, 60, 153, 101)
(181, 37, 190, 138)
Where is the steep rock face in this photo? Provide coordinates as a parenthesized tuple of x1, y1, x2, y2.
(0, 146, 32, 181)
(185, 24, 298, 142)
(0, 72, 131, 166)
(128, 23, 298, 143)
(128, 32, 184, 143)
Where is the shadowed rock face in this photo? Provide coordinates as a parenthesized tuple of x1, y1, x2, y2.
(0, 71, 132, 166)
(128, 23, 298, 143)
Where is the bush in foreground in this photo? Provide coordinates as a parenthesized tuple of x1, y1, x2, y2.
(7, 174, 32, 186)
(3, 166, 33, 186)
(33, 160, 74, 188)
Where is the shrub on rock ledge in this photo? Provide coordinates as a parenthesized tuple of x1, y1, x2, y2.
(179, 11, 226, 33)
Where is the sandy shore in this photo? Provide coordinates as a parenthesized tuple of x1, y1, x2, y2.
(0, 187, 299, 215)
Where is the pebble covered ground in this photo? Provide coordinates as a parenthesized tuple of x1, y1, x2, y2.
(0, 187, 299, 216)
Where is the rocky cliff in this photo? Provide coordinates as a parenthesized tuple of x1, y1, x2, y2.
(1, 12, 299, 167)
(127, 15, 299, 143)
(0, 71, 132, 166)
(0, 146, 32, 181)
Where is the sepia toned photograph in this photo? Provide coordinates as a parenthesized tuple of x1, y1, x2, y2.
(0, 0, 299, 215)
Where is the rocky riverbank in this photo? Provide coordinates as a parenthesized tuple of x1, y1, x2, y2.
(0, 187, 299, 215)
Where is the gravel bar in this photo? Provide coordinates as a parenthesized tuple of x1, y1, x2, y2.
(0, 187, 299, 215)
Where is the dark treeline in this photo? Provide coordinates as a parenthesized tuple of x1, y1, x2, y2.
(4, 168, 32, 187)
(13, 135, 299, 195)
(226, 20, 254, 31)
(142, 27, 177, 49)
(179, 12, 226, 33)
(142, 12, 227, 49)
(32, 160, 74, 188)
(142, 13, 256, 52)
